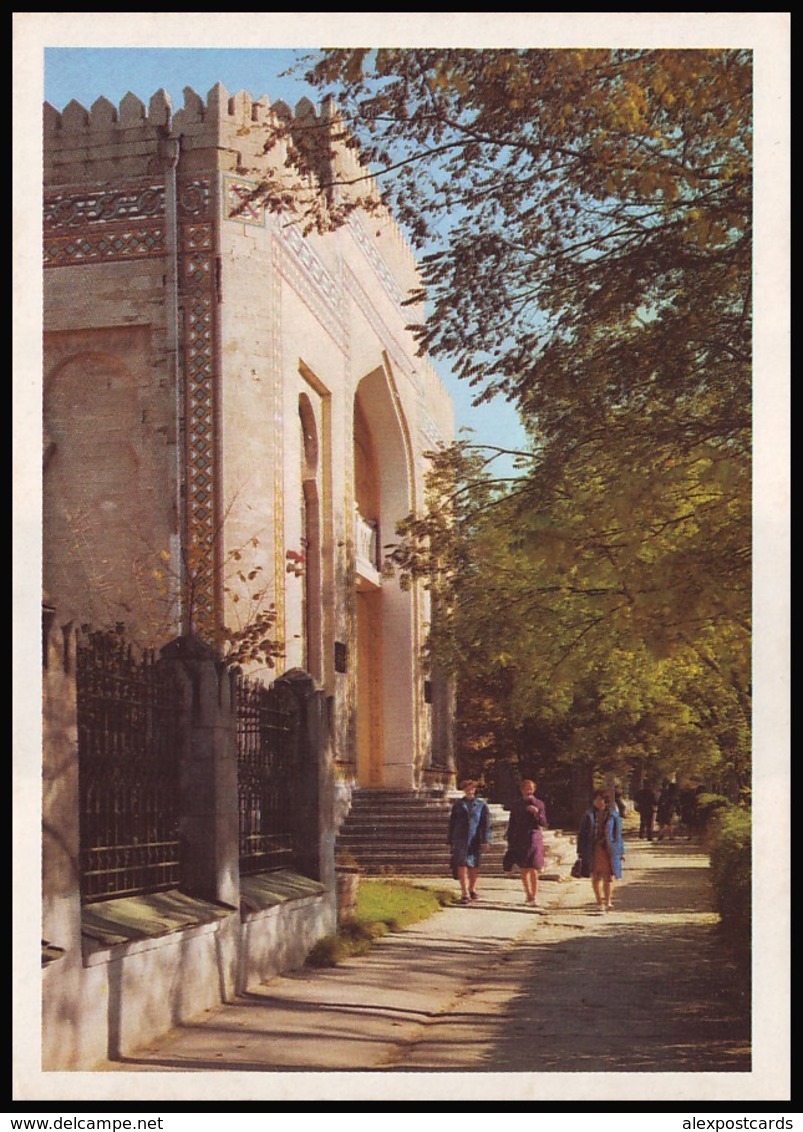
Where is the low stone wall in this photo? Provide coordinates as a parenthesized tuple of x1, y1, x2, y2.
(43, 893, 335, 1069)
(41, 617, 338, 1070)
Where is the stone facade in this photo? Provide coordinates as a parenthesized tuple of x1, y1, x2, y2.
(43, 84, 456, 792)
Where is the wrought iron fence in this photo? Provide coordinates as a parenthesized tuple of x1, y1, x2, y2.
(76, 629, 182, 903)
(236, 675, 303, 875)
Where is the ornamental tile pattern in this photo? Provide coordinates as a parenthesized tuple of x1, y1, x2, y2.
(224, 175, 267, 228)
(271, 229, 347, 354)
(178, 179, 218, 640)
(277, 224, 342, 315)
(44, 184, 165, 228)
(348, 216, 406, 310)
(43, 183, 166, 267)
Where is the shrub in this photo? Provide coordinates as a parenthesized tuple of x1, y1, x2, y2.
(707, 806, 751, 965)
(695, 792, 731, 829)
(305, 919, 386, 968)
(305, 934, 348, 968)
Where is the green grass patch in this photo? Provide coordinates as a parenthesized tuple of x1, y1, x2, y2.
(306, 879, 454, 968)
(356, 879, 452, 931)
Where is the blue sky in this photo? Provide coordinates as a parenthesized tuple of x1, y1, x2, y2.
(44, 45, 531, 472)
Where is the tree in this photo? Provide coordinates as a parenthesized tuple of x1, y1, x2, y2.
(392, 439, 750, 797)
(271, 49, 752, 792)
(293, 49, 751, 464)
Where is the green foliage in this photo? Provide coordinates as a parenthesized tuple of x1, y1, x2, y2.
(391, 437, 750, 792)
(284, 48, 751, 795)
(707, 805, 751, 964)
(696, 792, 732, 827)
(297, 48, 751, 462)
(305, 919, 385, 967)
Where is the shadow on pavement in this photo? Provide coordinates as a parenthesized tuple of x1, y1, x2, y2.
(472, 915, 751, 1073)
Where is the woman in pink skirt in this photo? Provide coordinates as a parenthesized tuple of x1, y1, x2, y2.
(504, 779, 548, 907)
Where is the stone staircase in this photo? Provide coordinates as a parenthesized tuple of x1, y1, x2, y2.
(335, 789, 573, 879)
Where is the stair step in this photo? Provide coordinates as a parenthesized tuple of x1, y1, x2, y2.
(336, 788, 522, 877)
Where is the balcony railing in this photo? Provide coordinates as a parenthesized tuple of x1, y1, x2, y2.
(354, 509, 381, 585)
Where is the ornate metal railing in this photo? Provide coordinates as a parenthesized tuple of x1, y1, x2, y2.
(235, 675, 303, 875)
(354, 509, 381, 582)
(76, 629, 182, 903)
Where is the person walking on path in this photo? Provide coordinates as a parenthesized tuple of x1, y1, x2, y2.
(656, 779, 680, 842)
(447, 779, 491, 903)
(88, 833, 751, 1075)
(504, 778, 548, 907)
(577, 788, 625, 912)
(634, 782, 657, 840)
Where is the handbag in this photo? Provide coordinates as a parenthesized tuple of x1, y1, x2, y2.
(570, 858, 583, 879)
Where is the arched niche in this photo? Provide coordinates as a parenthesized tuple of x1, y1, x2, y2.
(43, 350, 175, 642)
(298, 392, 322, 682)
(353, 365, 416, 789)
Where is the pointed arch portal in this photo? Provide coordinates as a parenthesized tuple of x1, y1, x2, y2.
(353, 365, 416, 789)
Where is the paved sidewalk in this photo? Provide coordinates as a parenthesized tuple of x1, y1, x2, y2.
(99, 836, 750, 1074)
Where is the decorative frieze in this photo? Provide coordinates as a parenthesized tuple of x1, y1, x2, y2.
(45, 184, 165, 228)
(271, 226, 348, 354)
(348, 216, 406, 311)
(277, 223, 342, 313)
(43, 182, 166, 267)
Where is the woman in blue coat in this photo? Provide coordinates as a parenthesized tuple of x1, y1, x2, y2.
(447, 779, 491, 904)
(577, 789, 625, 913)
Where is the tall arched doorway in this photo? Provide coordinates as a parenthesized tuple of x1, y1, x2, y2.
(353, 366, 416, 789)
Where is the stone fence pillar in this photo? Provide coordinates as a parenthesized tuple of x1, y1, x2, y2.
(41, 609, 82, 959)
(276, 668, 335, 892)
(160, 635, 239, 908)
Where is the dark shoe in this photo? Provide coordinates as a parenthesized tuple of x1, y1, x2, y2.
(459, 894, 470, 904)
(469, 891, 479, 901)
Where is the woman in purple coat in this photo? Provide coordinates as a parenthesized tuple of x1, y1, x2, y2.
(505, 779, 548, 907)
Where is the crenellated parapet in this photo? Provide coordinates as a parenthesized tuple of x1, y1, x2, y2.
(44, 83, 305, 186)
(43, 82, 422, 295)
(44, 88, 177, 184)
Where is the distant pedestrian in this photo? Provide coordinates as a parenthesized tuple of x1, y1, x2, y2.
(447, 779, 491, 904)
(656, 780, 680, 841)
(678, 783, 701, 840)
(634, 783, 657, 840)
(577, 789, 625, 913)
(504, 779, 548, 908)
